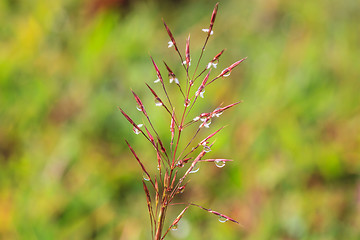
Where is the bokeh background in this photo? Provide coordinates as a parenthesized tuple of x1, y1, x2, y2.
(1, 0, 359, 239)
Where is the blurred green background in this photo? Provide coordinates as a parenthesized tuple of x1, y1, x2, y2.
(1, 0, 359, 239)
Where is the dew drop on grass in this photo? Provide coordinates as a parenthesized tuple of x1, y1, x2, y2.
(133, 124, 143, 135)
(215, 160, 225, 168)
(143, 173, 150, 181)
(133, 128, 140, 135)
(189, 163, 200, 173)
(171, 224, 178, 231)
(155, 98, 162, 106)
(223, 72, 231, 77)
(204, 119, 212, 128)
(218, 216, 228, 223)
(204, 145, 211, 153)
(214, 108, 223, 117)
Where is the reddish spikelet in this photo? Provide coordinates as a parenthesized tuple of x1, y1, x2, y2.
(176, 157, 192, 168)
(150, 56, 164, 83)
(146, 83, 165, 105)
(163, 61, 178, 84)
(170, 109, 175, 146)
(157, 137, 166, 154)
(199, 126, 225, 145)
(212, 49, 225, 62)
(176, 183, 187, 194)
(198, 158, 233, 163)
(208, 3, 219, 36)
(179, 150, 206, 183)
(218, 57, 247, 77)
(156, 144, 162, 170)
(142, 180, 153, 211)
(142, 180, 155, 236)
(144, 126, 155, 145)
(164, 61, 175, 77)
(185, 34, 191, 67)
(163, 171, 169, 190)
(170, 170, 178, 189)
(125, 140, 151, 181)
(191, 203, 240, 224)
(171, 206, 189, 227)
(163, 20, 178, 51)
(192, 112, 210, 122)
(132, 90, 148, 116)
(146, 83, 160, 98)
(199, 116, 212, 128)
(119, 107, 142, 132)
(214, 101, 243, 114)
(196, 69, 211, 97)
(161, 205, 190, 239)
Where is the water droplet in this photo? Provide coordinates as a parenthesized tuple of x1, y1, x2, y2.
(133, 124, 143, 135)
(170, 77, 179, 84)
(189, 163, 200, 173)
(182, 60, 191, 66)
(193, 116, 200, 122)
(155, 98, 162, 106)
(171, 224, 178, 231)
(223, 72, 231, 77)
(204, 119, 212, 128)
(176, 161, 184, 168)
(215, 160, 225, 168)
(214, 108, 223, 117)
(218, 216, 228, 223)
(143, 173, 150, 181)
(178, 187, 185, 194)
(202, 29, 213, 35)
(136, 105, 142, 111)
(204, 145, 211, 153)
(200, 90, 205, 98)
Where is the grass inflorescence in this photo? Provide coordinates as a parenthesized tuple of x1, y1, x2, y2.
(119, 3, 246, 239)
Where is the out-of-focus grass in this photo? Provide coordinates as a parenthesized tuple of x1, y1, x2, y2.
(0, 0, 359, 239)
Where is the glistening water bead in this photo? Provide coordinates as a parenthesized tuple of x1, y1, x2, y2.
(171, 224, 178, 231)
(204, 145, 211, 153)
(154, 98, 162, 106)
(133, 124, 143, 135)
(143, 173, 150, 181)
(215, 160, 225, 168)
(218, 216, 228, 223)
(189, 163, 200, 173)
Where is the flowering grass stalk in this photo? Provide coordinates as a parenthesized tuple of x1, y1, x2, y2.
(119, 3, 246, 239)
